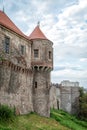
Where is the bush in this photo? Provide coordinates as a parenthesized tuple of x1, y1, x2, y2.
(78, 87, 87, 119)
(0, 105, 15, 121)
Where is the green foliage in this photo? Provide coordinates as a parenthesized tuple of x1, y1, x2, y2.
(78, 87, 87, 119)
(79, 87, 84, 97)
(50, 109, 87, 130)
(0, 109, 87, 130)
(0, 127, 11, 130)
(0, 105, 15, 121)
(0, 112, 70, 130)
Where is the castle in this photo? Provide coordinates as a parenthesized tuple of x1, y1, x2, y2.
(0, 10, 53, 117)
(0, 10, 80, 116)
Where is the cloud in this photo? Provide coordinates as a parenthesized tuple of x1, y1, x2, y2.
(52, 69, 87, 79)
(80, 58, 87, 62)
(47, 0, 87, 87)
(51, 68, 87, 87)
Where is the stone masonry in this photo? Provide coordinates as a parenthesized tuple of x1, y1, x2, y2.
(0, 10, 53, 117)
(50, 81, 80, 114)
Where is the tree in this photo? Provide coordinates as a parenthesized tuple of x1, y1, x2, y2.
(78, 87, 87, 119)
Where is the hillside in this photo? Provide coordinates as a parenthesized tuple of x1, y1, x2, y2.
(0, 113, 70, 130)
(0, 110, 87, 130)
(50, 109, 87, 130)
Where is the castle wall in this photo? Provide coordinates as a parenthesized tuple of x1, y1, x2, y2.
(71, 87, 80, 114)
(60, 86, 72, 113)
(0, 25, 31, 68)
(0, 25, 34, 114)
(50, 83, 80, 114)
(60, 86, 80, 114)
(33, 71, 50, 117)
(50, 85, 58, 109)
(56, 87, 61, 109)
(0, 65, 33, 114)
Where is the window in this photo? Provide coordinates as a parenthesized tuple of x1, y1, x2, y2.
(49, 51, 51, 59)
(35, 81, 37, 88)
(5, 36, 10, 53)
(34, 49, 39, 58)
(46, 81, 48, 88)
(21, 45, 25, 55)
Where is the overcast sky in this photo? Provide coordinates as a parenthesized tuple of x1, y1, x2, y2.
(0, 0, 87, 88)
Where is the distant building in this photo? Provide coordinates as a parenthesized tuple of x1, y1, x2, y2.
(61, 80, 79, 87)
(50, 81, 80, 114)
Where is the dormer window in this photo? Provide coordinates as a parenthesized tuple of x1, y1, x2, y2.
(5, 36, 10, 53)
(34, 49, 39, 58)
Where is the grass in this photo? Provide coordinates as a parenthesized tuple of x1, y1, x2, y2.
(0, 112, 70, 130)
(50, 109, 87, 130)
(0, 110, 87, 130)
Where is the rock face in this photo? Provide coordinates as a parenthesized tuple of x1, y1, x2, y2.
(0, 11, 53, 117)
(50, 81, 80, 114)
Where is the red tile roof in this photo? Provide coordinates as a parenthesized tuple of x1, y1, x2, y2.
(0, 10, 49, 41)
(0, 10, 28, 39)
(29, 25, 48, 40)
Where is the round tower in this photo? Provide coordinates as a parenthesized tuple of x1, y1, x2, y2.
(29, 24, 53, 117)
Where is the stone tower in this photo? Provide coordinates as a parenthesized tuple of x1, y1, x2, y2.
(29, 24, 53, 117)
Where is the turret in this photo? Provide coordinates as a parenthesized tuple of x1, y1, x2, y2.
(29, 24, 53, 117)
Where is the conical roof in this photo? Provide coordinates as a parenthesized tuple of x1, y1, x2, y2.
(0, 10, 27, 39)
(29, 25, 48, 40)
